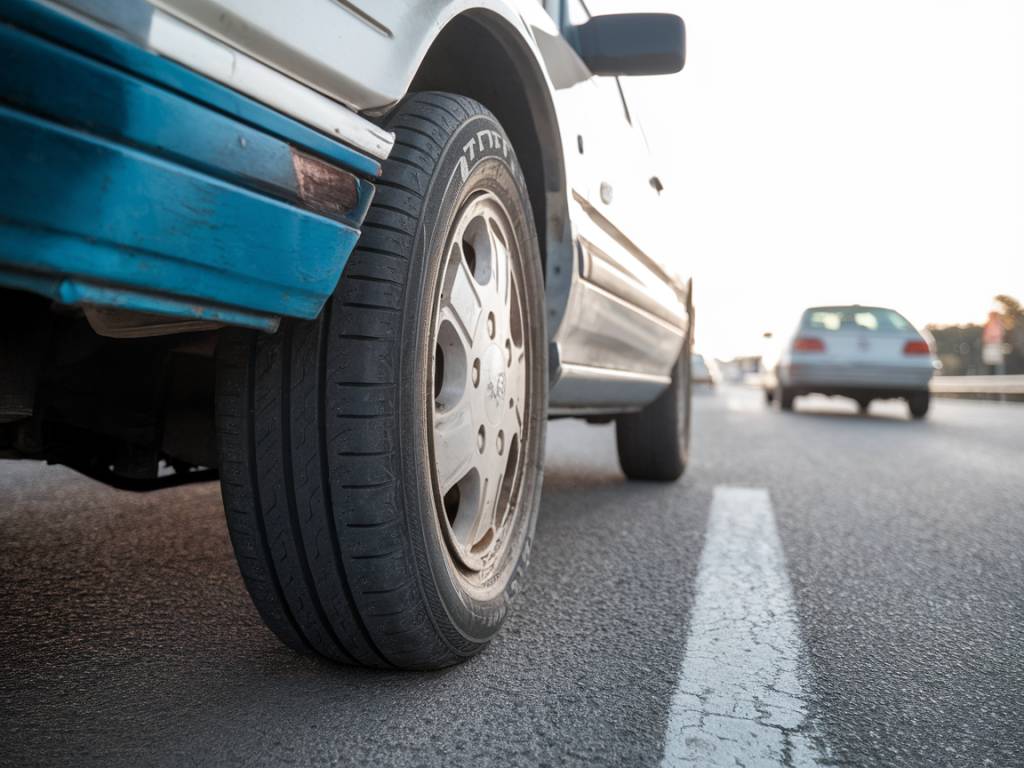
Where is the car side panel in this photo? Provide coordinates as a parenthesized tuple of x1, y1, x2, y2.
(148, 0, 556, 112)
(541, 8, 688, 408)
(150, 0, 691, 412)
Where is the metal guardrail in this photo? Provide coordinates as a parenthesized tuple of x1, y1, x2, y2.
(930, 375, 1024, 395)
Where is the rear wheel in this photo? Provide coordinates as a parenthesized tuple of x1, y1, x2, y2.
(778, 386, 795, 411)
(616, 319, 693, 482)
(215, 93, 546, 669)
(908, 392, 930, 419)
(857, 397, 871, 414)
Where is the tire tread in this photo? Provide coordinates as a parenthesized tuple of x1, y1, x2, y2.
(217, 93, 506, 669)
(616, 334, 692, 483)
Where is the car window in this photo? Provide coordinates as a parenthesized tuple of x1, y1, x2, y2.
(802, 308, 911, 333)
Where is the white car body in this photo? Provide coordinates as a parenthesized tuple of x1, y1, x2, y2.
(59, 0, 691, 416)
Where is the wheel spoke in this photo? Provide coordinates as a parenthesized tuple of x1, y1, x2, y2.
(467, 471, 500, 548)
(441, 243, 484, 345)
(498, 386, 523, 452)
(437, 306, 474, 358)
(433, 406, 477, 495)
(485, 213, 512, 311)
(507, 270, 525, 351)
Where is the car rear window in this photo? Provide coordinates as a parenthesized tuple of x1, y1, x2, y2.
(802, 307, 911, 333)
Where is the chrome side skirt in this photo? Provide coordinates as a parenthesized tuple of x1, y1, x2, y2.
(548, 362, 671, 415)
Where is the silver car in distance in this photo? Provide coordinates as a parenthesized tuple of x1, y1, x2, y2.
(763, 305, 939, 419)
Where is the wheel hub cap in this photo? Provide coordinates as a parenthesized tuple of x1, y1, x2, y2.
(429, 193, 527, 574)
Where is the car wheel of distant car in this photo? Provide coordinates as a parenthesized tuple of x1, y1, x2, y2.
(764, 387, 775, 405)
(907, 392, 930, 420)
(857, 398, 871, 414)
(215, 93, 547, 669)
(616, 319, 693, 482)
(778, 386, 795, 411)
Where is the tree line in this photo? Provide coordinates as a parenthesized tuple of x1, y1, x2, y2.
(928, 295, 1024, 375)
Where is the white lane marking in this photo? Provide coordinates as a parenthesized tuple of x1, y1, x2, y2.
(661, 487, 829, 766)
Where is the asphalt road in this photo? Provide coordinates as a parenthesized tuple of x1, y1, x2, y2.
(1, 387, 1021, 767)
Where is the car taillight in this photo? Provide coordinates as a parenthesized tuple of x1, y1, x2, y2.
(903, 340, 930, 355)
(793, 337, 825, 352)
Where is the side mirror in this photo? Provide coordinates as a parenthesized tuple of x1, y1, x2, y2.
(574, 14, 685, 77)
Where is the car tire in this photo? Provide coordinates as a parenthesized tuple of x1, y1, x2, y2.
(778, 386, 795, 411)
(764, 387, 775, 405)
(215, 92, 547, 669)
(908, 392, 930, 419)
(616, 319, 692, 482)
(857, 398, 871, 414)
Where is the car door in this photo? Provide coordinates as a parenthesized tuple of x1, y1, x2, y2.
(562, 0, 663, 265)
(546, 0, 687, 411)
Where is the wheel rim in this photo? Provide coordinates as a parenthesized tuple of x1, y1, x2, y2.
(429, 192, 528, 575)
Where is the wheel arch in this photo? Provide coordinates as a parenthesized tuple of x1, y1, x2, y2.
(407, 9, 574, 338)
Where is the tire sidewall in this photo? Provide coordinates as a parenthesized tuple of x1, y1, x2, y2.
(398, 110, 547, 653)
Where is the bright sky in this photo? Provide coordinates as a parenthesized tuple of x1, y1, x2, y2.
(592, 0, 1024, 358)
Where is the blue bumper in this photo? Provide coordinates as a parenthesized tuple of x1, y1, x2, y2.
(0, 1, 380, 331)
